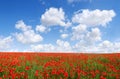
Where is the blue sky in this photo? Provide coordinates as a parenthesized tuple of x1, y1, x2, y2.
(0, 0, 120, 52)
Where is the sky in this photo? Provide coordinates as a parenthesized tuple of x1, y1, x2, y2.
(0, 0, 120, 52)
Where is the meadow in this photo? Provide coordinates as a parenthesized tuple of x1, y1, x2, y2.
(0, 53, 120, 79)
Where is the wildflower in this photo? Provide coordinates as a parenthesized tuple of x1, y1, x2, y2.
(25, 66, 30, 70)
(102, 72, 107, 76)
(51, 69, 57, 75)
(64, 72, 68, 77)
(100, 76, 106, 79)
(35, 70, 39, 77)
(58, 68, 64, 74)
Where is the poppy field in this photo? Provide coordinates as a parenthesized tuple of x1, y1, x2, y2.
(0, 53, 120, 79)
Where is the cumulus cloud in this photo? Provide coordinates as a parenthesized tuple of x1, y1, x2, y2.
(36, 25, 46, 33)
(30, 40, 72, 52)
(15, 20, 43, 44)
(71, 25, 102, 52)
(41, 7, 71, 27)
(99, 41, 120, 52)
(114, 42, 120, 52)
(72, 9, 116, 26)
(15, 21, 31, 31)
(99, 40, 113, 48)
(73, 40, 120, 53)
(56, 39, 70, 48)
(98, 40, 114, 52)
(73, 43, 98, 52)
(29, 40, 120, 53)
(85, 28, 101, 44)
(61, 34, 68, 39)
(72, 26, 101, 46)
(56, 39, 72, 51)
(70, 9, 116, 52)
(0, 36, 13, 50)
(31, 44, 55, 51)
(71, 24, 87, 40)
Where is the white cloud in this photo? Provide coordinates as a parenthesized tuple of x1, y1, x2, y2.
(41, 7, 71, 27)
(15, 21, 31, 31)
(97, 41, 120, 52)
(72, 24, 87, 32)
(31, 44, 55, 51)
(0, 36, 13, 50)
(99, 40, 113, 48)
(73, 43, 99, 52)
(71, 27, 102, 52)
(61, 34, 68, 39)
(72, 9, 116, 26)
(73, 40, 120, 53)
(30, 39, 72, 52)
(85, 28, 101, 44)
(71, 24, 87, 40)
(56, 39, 70, 47)
(56, 39, 72, 51)
(70, 9, 117, 53)
(22, 39, 120, 53)
(98, 40, 114, 52)
(114, 42, 120, 52)
(36, 25, 46, 33)
(15, 20, 43, 44)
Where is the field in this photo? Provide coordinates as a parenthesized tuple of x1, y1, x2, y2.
(0, 53, 120, 79)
